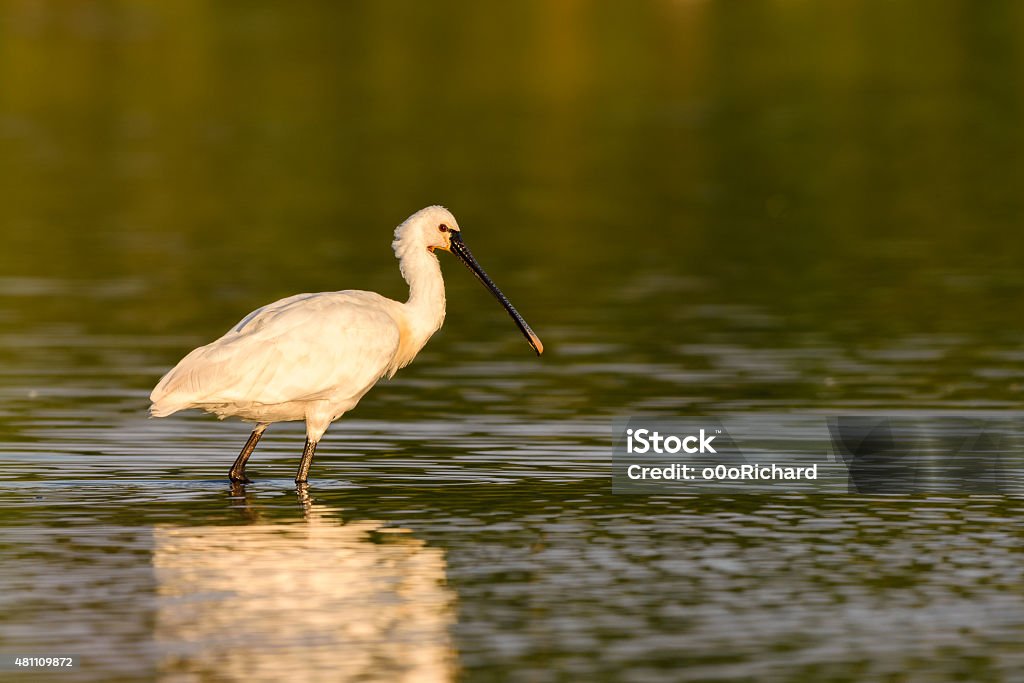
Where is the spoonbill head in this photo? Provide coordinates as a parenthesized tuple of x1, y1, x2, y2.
(150, 205, 542, 484)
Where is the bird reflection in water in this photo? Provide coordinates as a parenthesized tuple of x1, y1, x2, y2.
(153, 488, 456, 681)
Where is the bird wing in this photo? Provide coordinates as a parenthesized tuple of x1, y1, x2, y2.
(150, 291, 402, 412)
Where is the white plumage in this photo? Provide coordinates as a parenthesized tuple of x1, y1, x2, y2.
(150, 206, 543, 484)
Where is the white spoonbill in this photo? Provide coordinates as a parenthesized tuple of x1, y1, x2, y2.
(150, 206, 543, 484)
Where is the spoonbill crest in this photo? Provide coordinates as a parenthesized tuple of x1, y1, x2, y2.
(150, 206, 543, 484)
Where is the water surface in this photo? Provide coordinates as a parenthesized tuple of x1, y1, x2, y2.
(3, 1, 1024, 680)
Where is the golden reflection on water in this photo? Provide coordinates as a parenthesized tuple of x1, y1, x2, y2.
(152, 492, 455, 682)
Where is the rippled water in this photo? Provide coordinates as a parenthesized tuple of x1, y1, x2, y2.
(4, 1, 1024, 681)
(4, 281, 1024, 682)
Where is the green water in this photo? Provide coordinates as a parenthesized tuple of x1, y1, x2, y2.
(2, 1, 1024, 680)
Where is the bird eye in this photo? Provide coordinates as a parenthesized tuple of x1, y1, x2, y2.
(439, 224, 449, 232)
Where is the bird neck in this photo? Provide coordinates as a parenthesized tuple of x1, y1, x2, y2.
(399, 246, 447, 336)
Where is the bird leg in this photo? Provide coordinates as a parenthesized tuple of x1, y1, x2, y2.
(295, 482, 312, 513)
(295, 438, 318, 484)
(229, 423, 268, 483)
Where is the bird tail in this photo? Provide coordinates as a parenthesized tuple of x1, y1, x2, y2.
(149, 370, 195, 417)
(149, 399, 187, 418)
